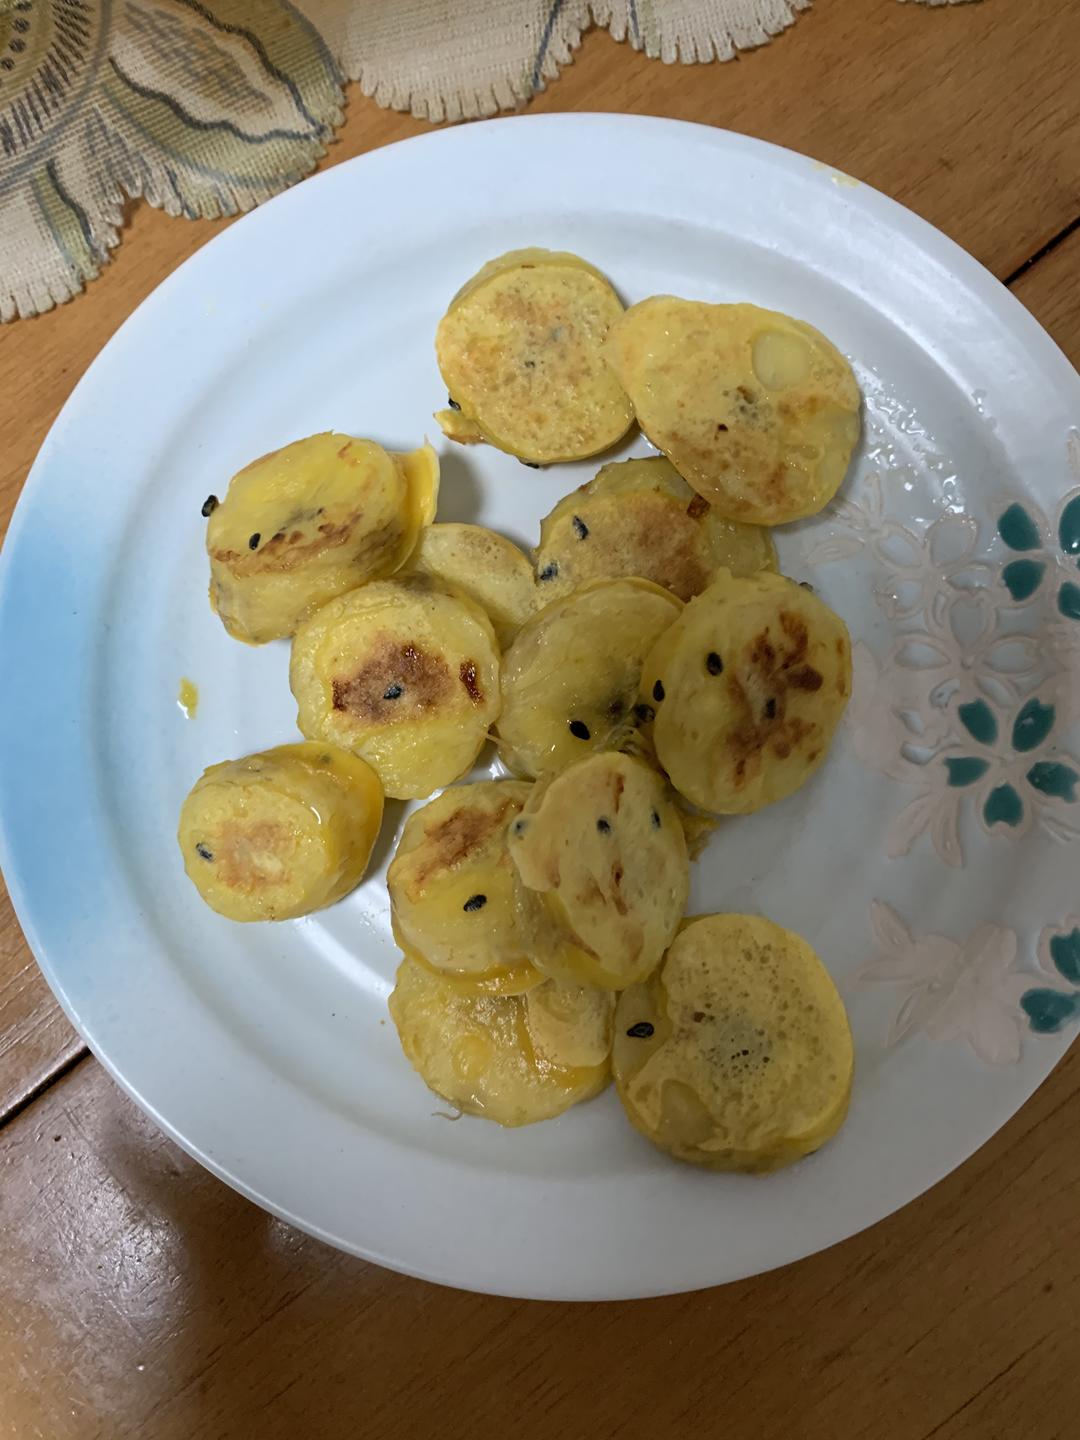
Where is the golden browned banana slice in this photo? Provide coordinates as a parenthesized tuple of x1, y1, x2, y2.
(534, 456, 776, 603)
(399, 523, 537, 649)
(509, 752, 690, 990)
(206, 433, 439, 645)
(435, 248, 634, 463)
(605, 298, 861, 524)
(613, 914, 853, 1171)
(177, 741, 383, 922)
(388, 957, 612, 1126)
(641, 569, 851, 815)
(289, 579, 501, 800)
(497, 577, 681, 779)
(388, 780, 542, 989)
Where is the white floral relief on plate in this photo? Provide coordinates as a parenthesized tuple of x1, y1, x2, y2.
(807, 429, 1080, 867)
(859, 901, 1031, 1064)
(859, 904, 1080, 1062)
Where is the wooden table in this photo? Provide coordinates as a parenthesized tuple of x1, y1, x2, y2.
(2, 5, 1079, 1436)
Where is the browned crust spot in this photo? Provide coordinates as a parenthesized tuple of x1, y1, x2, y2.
(331, 640, 451, 723)
(213, 513, 403, 576)
(686, 494, 711, 520)
(787, 666, 823, 692)
(612, 772, 626, 812)
(610, 862, 628, 916)
(721, 619, 826, 788)
(412, 797, 518, 889)
(459, 660, 484, 706)
(762, 464, 788, 504)
(217, 821, 291, 893)
(576, 874, 606, 910)
(779, 611, 810, 666)
(574, 493, 712, 600)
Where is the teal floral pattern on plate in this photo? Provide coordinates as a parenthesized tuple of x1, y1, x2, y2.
(859, 906, 1080, 1059)
(809, 424, 1080, 1061)
(996, 430, 1080, 624)
(808, 429, 1080, 867)
(1021, 922, 1080, 1035)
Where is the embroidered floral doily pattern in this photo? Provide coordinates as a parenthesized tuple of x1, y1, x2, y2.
(1, 0, 978, 320)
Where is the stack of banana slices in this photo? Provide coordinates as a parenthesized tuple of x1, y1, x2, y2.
(177, 247, 861, 1173)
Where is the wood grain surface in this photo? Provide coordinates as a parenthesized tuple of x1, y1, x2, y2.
(0, 878, 85, 1126)
(0, 5, 1078, 1436)
(2, 1036, 1079, 1440)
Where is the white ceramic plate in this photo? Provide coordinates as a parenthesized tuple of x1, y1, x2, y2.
(2, 116, 1079, 1301)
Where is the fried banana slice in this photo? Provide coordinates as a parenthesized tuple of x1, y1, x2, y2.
(534, 456, 775, 602)
(605, 298, 860, 524)
(435, 248, 633, 463)
(498, 577, 681, 779)
(207, 434, 438, 644)
(177, 741, 383, 921)
(641, 569, 851, 814)
(613, 913, 853, 1171)
(290, 579, 500, 800)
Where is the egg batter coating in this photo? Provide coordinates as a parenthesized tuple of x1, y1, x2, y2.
(290, 578, 501, 800)
(388, 780, 543, 994)
(207, 434, 438, 644)
(613, 913, 853, 1171)
(435, 248, 634, 463)
(534, 456, 776, 602)
(389, 957, 613, 1126)
(177, 742, 383, 922)
(509, 752, 690, 991)
(497, 577, 682, 780)
(399, 523, 537, 649)
(641, 569, 851, 814)
(605, 298, 860, 524)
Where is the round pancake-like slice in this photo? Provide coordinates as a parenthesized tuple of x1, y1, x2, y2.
(497, 577, 682, 779)
(642, 569, 851, 815)
(388, 780, 536, 977)
(605, 298, 861, 524)
(177, 741, 383, 922)
(207, 434, 439, 644)
(388, 957, 611, 1126)
(290, 579, 501, 800)
(534, 456, 776, 602)
(613, 913, 853, 1171)
(435, 248, 634, 463)
(509, 752, 689, 990)
(400, 523, 537, 649)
